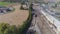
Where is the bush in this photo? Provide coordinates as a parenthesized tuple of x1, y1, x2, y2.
(0, 23, 18, 34)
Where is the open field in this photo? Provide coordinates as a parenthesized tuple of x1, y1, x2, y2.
(0, 4, 29, 26)
(0, 2, 10, 6)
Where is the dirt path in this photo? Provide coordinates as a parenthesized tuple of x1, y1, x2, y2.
(0, 4, 29, 26)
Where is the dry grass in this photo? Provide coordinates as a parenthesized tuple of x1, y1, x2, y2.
(0, 4, 29, 26)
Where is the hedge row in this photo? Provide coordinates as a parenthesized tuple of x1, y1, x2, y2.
(18, 4, 33, 34)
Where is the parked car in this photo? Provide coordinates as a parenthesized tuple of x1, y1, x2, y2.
(6, 7, 13, 11)
(35, 14, 37, 17)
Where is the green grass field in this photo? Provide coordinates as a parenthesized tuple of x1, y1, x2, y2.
(0, 2, 10, 6)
